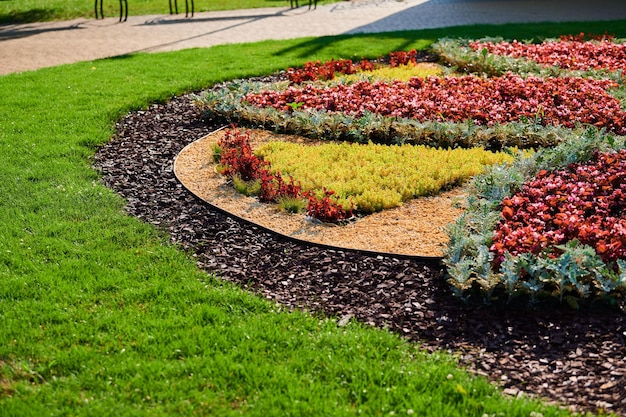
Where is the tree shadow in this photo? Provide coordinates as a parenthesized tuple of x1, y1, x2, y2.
(272, 30, 434, 60)
(272, 18, 626, 60)
(0, 8, 58, 25)
(0, 19, 83, 40)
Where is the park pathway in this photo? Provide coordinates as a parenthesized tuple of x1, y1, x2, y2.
(1, 0, 625, 74)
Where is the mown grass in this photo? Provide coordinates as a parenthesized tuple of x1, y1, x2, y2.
(0, 0, 335, 24)
(2, 20, 626, 416)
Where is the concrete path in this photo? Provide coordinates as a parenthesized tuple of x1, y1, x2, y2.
(1, 0, 625, 74)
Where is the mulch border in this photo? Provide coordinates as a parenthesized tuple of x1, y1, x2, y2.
(94, 92, 626, 416)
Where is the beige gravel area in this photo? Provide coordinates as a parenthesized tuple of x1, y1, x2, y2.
(174, 128, 465, 257)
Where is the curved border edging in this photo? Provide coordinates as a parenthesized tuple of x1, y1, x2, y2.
(173, 129, 444, 264)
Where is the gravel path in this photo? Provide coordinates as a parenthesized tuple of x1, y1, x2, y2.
(2, 0, 626, 74)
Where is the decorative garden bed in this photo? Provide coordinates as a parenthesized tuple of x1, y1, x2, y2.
(174, 128, 463, 257)
(197, 38, 626, 307)
(95, 35, 626, 415)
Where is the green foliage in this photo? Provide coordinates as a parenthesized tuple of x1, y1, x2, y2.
(211, 144, 223, 163)
(277, 196, 307, 213)
(233, 175, 262, 196)
(255, 140, 515, 213)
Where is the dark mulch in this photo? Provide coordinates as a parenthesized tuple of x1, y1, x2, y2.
(94, 92, 626, 416)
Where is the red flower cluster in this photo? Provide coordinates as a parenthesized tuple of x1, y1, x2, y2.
(286, 59, 372, 84)
(284, 50, 421, 84)
(245, 74, 625, 134)
(490, 150, 626, 266)
(217, 129, 353, 222)
(558, 33, 615, 42)
(469, 35, 626, 72)
(388, 49, 420, 67)
(217, 129, 268, 181)
(305, 188, 353, 223)
(258, 169, 302, 203)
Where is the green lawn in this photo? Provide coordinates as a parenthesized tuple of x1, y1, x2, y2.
(2, 20, 626, 417)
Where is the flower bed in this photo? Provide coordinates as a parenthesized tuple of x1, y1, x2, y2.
(490, 150, 626, 266)
(244, 74, 624, 134)
(469, 33, 626, 72)
(197, 39, 626, 305)
(431, 35, 626, 81)
(444, 131, 626, 305)
(215, 128, 513, 220)
(200, 79, 578, 149)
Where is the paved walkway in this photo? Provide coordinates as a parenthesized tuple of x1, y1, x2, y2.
(1, 0, 625, 74)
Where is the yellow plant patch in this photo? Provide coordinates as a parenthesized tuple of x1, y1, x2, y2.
(255, 141, 516, 213)
(338, 63, 445, 83)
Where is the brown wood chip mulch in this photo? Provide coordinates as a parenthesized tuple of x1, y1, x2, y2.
(93, 93, 626, 416)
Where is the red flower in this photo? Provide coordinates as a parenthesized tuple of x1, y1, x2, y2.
(491, 150, 626, 267)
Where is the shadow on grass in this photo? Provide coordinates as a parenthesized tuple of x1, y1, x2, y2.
(0, 19, 83, 39)
(0, 8, 58, 25)
(272, 20, 626, 60)
(273, 31, 435, 60)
